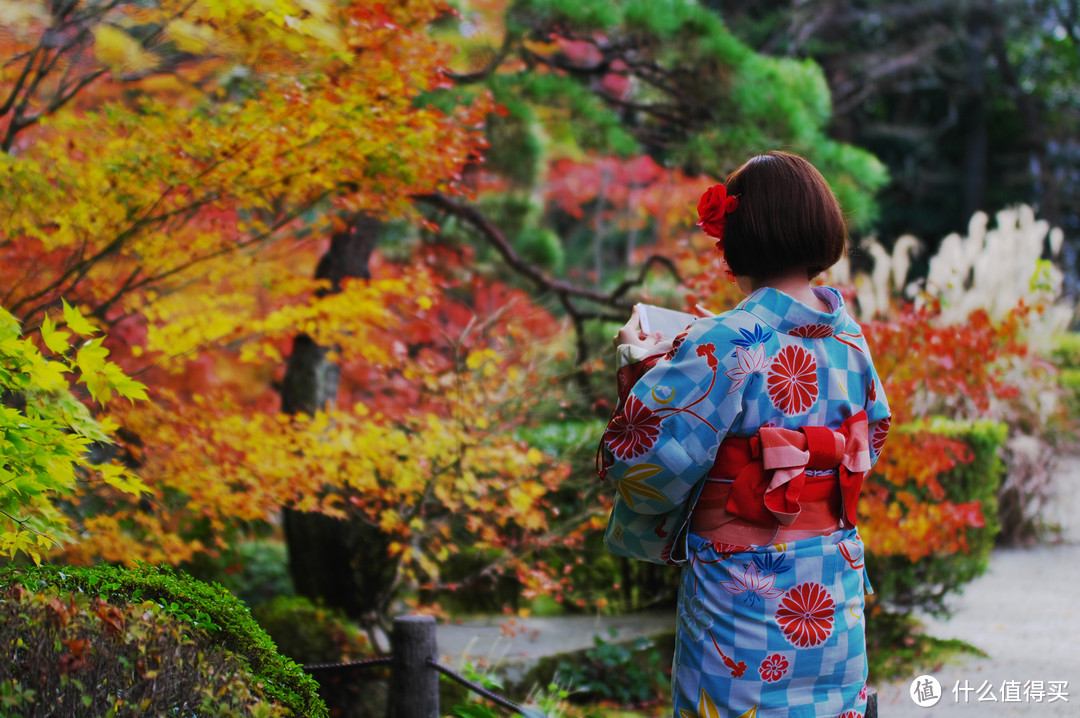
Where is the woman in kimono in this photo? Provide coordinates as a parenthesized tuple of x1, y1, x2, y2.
(598, 151, 891, 718)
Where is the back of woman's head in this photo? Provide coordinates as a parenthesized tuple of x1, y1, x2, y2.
(720, 151, 846, 280)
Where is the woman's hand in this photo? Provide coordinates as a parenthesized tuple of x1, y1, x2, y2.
(614, 306, 674, 354)
(693, 303, 716, 318)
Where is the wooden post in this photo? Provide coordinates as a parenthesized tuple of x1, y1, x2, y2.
(389, 615, 438, 718)
(866, 687, 879, 718)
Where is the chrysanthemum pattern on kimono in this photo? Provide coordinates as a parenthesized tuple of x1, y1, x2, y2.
(599, 287, 891, 718)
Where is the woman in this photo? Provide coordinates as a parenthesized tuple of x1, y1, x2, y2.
(598, 151, 891, 717)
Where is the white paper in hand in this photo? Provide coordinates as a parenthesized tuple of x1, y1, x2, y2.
(635, 303, 697, 338)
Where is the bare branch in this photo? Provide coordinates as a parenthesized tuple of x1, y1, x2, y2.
(414, 192, 624, 307)
(0, 47, 41, 116)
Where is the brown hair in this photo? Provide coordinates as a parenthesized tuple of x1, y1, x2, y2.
(720, 151, 846, 280)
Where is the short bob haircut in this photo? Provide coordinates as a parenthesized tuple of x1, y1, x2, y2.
(720, 151, 847, 280)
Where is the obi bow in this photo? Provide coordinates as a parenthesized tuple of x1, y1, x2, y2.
(708, 411, 871, 528)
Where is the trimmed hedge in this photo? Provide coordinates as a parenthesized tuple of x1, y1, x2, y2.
(866, 419, 1007, 617)
(253, 596, 380, 718)
(1050, 332, 1080, 417)
(0, 563, 326, 717)
(1, 586, 281, 716)
(1048, 331, 1080, 369)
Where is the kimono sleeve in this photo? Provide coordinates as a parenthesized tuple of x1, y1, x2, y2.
(599, 320, 743, 515)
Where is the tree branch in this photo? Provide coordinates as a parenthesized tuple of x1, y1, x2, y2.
(414, 192, 627, 307)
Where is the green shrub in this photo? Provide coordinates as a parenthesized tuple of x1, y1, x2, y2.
(1058, 368, 1080, 417)
(553, 630, 668, 707)
(866, 419, 1006, 618)
(0, 585, 284, 717)
(1048, 331, 1080, 369)
(182, 539, 295, 610)
(252, 596, 381, 718)
(516, 419, 682, 615)
(252, 595, 370, 665)
(866, 611, 986, 681)
(0, 563, 326, 717)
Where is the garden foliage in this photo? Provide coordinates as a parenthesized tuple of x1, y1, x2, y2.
(1050, 332, 1080, 417)
(553, 631, 669, 707)
(0, 304, 147, 563)
(252, 596, 376, 718)
(0, 0, 1070, 650)
(0, 0, 569, 623)
(0, 563, 325, 717)
(252, 595, 371, 666)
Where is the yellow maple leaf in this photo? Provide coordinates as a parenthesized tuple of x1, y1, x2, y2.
(97, 463, 151, 497)
(75, 338, 111, 404)
(26, 352, 67, 392)
(39, 315, 71, 355)
(164, 19, 220, 55)
(103, 361, 149, 403)
(61, 299, 98, 337)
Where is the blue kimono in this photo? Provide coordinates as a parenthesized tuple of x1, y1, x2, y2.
(599, 287, 891, 718)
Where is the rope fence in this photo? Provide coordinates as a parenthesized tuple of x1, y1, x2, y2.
(300, 615, 529, 718)
(302, 655, 392, 673)
(429, 660, 536, 717)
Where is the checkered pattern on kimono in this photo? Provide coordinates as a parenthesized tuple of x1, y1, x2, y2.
(730, 288, 890, 438)
(604, 482, 702, 564)
(603, 319, 743, 515)
(672, 530, 871, 718)
(602, 286, 890, 565)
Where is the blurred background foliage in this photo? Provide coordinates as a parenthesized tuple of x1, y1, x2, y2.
(1, 0, 1079, 712)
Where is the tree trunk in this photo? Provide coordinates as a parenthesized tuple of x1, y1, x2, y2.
(280, 215, 397, 624)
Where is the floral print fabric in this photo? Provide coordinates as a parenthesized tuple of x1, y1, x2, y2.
(602, 286, 890, 564)
(600, 286, 891, 717)
(766, 345, 819, 416)
(604, 395, 662, 460)
(674, 531, 871, 717)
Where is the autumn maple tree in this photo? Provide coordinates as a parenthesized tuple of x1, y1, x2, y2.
(1, 0, 575, 622)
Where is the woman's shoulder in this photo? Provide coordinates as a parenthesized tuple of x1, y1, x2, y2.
(695, 300, 781, 336)
(685, 307, 765, 343)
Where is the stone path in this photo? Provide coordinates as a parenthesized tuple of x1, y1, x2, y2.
(436, 610, 675, 689)
(437, 456, 1080, 715)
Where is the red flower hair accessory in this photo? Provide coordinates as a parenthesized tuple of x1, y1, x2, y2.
(696, 184, 739, 251)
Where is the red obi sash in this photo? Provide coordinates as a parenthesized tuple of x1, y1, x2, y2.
(702, 411, 871, 529)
